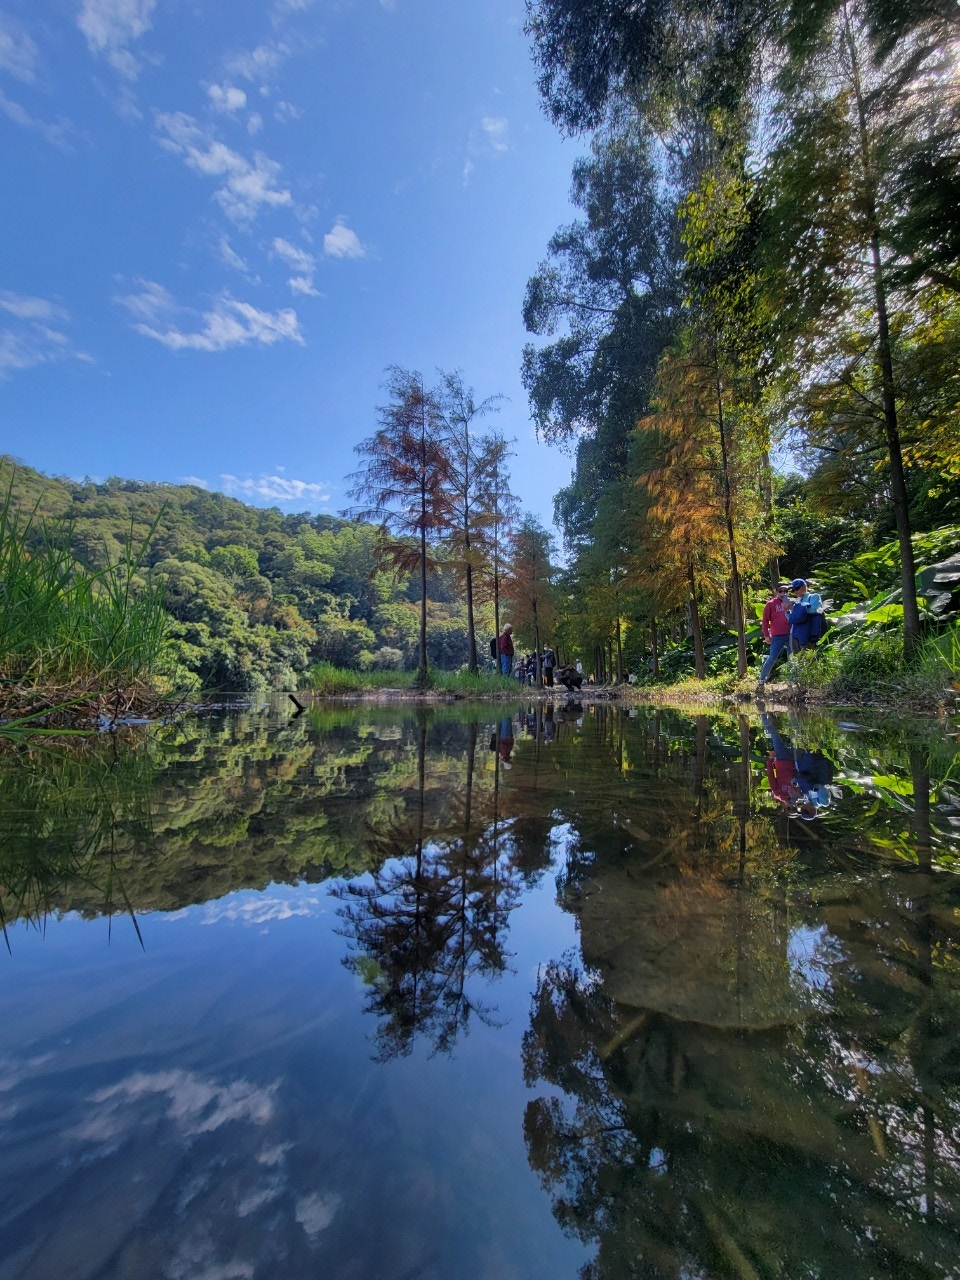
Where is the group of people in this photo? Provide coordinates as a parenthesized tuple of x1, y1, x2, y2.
(758, 577, 825, 687)
(500, 582, 823, 695)
(497, 625, 584, 691)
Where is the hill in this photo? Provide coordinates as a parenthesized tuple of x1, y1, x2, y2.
(0, 456, 480, 691)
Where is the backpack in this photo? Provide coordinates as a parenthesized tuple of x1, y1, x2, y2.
(489, 636, 497, 659)
(807, 609, 829, 640)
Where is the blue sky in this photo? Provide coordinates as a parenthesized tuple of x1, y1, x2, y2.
(0, 0, 583, 529)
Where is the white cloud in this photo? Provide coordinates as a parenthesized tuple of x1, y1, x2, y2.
(0, 291, 68, 322)
(296, 1191, 341, 1239)
(0, 290, 89, 377)
(481, 115, 509, 152)
(322, 219, 366, 259)
(0, 88, 74, 147)
(117, 281, 303, 352)
(218, 236, 250, 274)
(221, 473, 331, 505)
(273, 100, 301, 124)
(247, 111, 263, 136)
(155, 111, 292, 222)
(74, 1068, 277, 1143)
(272, 237, 320, 296)
(225, 41, 290, 87)
(272, 237, 313, 273)
(0, 15, 39, 83)
(77, 0, 157, 79)
(208, 82, 247, 114)
(180, 475, 209, 489)
(288, 275, 319, 297)
(200, 895, 324, 926)
(114, 277, 175, 325)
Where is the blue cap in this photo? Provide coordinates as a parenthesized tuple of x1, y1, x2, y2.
(790, 578, 806, 589)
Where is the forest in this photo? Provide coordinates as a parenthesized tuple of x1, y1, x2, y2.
(520, 0, 960, 692)
(3, 0, 960, 707)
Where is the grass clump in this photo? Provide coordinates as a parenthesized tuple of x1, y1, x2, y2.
(0, 486, 170, 726)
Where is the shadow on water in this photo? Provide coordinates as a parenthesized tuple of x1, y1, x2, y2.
(1, 700, 960, 1278)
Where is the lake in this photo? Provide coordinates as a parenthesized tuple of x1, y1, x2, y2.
(1, 699, 959, 1280)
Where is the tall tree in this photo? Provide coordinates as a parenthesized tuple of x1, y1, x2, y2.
(436, 370, 504, 674)
(762, 0, 960, 654)
(502, 517, 558, 664)
(473, 431, 519, 643)
(348, 368, 452, 681)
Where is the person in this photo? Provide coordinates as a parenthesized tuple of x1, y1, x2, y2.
(758, 581, 793, 687)
(556, 663, 583, 692)
(542, 644, 555, 687)
(498, 623, 514, 676)
(788, 578, 823, 652)
(515, 653, 527, 684)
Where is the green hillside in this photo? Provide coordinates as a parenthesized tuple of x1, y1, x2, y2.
(1, 455, 483, 691)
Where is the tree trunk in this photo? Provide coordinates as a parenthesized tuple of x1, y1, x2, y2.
(465, 559, 478, 674)
(843, 4, 921, 657)
(418, 505, 428, 678)
(687, 558, 706, 678)
(715, 366, 748, 677)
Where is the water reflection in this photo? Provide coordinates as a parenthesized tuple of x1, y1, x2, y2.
(519, 707, 960, 1280)
(335, 716, 523, 1058)
(1, 702, 959, 1279)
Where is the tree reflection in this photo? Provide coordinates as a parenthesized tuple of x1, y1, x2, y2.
(336, 714, 523, 1059)
(522, 727, 960, 1280)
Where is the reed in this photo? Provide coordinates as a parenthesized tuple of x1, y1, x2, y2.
(0, 481, 170, 709)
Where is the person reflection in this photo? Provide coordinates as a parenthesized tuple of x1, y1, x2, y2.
(497, 717, 515, 769)
(762, 712, 834, 821)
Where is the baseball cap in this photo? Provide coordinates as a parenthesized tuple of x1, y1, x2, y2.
(790, 578, 807, 589)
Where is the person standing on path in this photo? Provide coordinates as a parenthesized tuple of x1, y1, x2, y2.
(542, 644, 555, 687)
(758, 582, 793, 688)
(498, 623, 514, 677)
(788, 578, 823, 653)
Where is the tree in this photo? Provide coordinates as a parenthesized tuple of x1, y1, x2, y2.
(349, 368, 453, 681)
(436, 370, 504, 673)
(502, 517, 558, 664)
(473, 431, 519, 642)
(761, 0, 960, 655)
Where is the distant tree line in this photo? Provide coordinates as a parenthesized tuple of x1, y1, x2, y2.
(1, 412, 559, 690)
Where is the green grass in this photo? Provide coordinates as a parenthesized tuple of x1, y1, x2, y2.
(0, 481, 170, 696)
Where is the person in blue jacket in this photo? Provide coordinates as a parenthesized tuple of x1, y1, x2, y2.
(788, 578, 823, 652)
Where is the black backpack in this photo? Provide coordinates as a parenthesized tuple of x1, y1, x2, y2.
(808, 610, 829, 640)
(489, 636, 497, 659)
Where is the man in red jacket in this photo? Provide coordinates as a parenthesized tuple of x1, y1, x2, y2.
(498, 623, 514, 677)
(758, 582, 792, 687)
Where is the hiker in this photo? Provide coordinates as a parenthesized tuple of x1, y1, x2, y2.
(498, 623, 514, 676)
(758, 580, 793, 688)
(542, 644, 555, 687)
(556, 663, 583, 692)
(788, 579, 824, 652)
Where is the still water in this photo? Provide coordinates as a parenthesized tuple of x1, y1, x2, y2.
(1, 700, 959, 1280)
